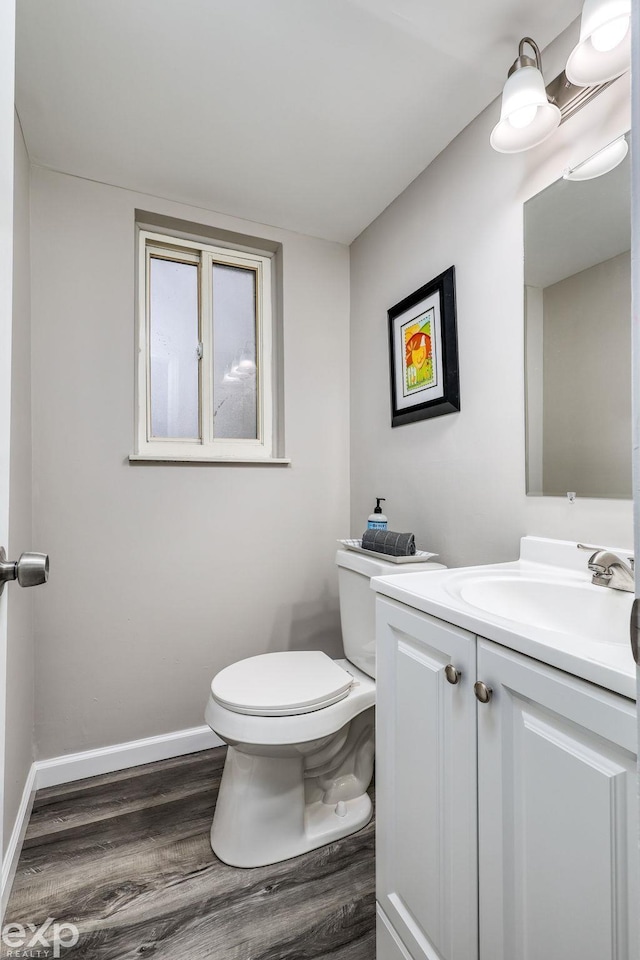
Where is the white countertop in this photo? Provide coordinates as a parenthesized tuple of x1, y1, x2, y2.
(371, 537, 637, 701)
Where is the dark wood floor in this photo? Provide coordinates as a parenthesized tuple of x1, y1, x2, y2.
(3, 747, 375, 960)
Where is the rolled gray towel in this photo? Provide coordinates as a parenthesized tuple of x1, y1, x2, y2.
(361, 529, 416, 557)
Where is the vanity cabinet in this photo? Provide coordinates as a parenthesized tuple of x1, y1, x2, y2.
(376, 597, 639, 960)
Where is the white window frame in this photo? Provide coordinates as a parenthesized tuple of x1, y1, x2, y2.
(135, 229, 276, 461)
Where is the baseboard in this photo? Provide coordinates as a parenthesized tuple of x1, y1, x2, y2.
(1, 763, 37, 921)
(34, 724, 224, 790)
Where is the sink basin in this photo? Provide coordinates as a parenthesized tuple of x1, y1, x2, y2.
(371, 537, 636, 699)
(447, 573, 633, 646)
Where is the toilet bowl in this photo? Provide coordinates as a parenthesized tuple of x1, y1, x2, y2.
(205, 548, 445, 867)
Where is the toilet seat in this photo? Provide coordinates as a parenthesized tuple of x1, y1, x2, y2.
(211, 651, 354, 717)
(206, 659, 375, 748)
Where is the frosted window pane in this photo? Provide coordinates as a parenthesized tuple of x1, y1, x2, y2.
(149, 258, 199, 439)
(212, 264, 257, 440)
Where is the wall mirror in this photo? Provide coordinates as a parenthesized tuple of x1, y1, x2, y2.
(524, 135, 631, 499)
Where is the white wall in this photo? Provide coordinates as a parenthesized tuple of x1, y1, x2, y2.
(350, 24, 633, 566)
(30, 168, 350, 760)
(4, 115, 33, 846)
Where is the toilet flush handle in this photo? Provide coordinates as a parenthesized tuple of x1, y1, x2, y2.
(0, 547, 49, 596)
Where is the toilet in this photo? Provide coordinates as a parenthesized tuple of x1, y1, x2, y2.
(204, 547, 445, 867)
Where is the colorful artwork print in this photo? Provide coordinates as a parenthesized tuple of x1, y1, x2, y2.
(401, 307, 436, 395)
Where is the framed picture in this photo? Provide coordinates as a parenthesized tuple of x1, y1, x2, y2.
(388, 266, 460, 427)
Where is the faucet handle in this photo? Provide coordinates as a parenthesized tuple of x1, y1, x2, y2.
(577, 542, 605, 553)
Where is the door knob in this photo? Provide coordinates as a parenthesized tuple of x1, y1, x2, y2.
(474, 681, 492, 704)
(0, 547, 49, 596)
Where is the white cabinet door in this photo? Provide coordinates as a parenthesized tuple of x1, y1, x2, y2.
(477, 639, 638, 960)
(376, 597, 478, 960)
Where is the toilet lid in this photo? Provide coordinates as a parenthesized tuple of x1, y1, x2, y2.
(211, 651, 354, 717)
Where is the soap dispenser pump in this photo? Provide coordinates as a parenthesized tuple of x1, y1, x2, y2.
(367, 498, 388, 530)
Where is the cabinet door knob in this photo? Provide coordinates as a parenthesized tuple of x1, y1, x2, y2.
(474, 681, 492, 704)
(444, 664, 461, 685)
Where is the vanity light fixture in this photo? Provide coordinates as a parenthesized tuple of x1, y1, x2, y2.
(563, 134, 628, 180)
(566, 0, 631, 86)
(490, 38, 561, 154)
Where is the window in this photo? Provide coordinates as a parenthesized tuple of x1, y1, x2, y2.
(135, 229, 277, 461)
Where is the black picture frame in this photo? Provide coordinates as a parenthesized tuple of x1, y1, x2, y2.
(388, 265, 460, 427)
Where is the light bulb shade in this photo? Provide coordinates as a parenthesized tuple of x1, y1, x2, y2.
(563, 135, 628, 180)
(566, 0, 631, 85)
(490, 65, 561, 153)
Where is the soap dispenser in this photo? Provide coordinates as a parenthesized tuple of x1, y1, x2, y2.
(367, 498, 388, 530)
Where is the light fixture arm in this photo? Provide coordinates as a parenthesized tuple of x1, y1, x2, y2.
(508, 37, 543, 77)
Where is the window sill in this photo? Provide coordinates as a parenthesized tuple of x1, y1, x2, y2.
(128, 454, 291, 466)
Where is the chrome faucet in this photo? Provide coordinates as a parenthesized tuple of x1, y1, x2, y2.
(586, 550, 635, 592)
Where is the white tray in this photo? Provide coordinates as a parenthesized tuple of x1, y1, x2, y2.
(338, 539, 438, 564)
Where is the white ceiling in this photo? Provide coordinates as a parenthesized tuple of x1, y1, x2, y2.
(15, 0, 583, 243)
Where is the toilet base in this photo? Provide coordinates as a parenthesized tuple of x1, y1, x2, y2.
(210, 710, 374, 868)
(211, 747, 373, 867)
(304, 792, 372, 848)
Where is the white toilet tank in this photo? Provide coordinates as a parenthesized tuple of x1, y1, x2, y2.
(336, 548, 446, 679)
